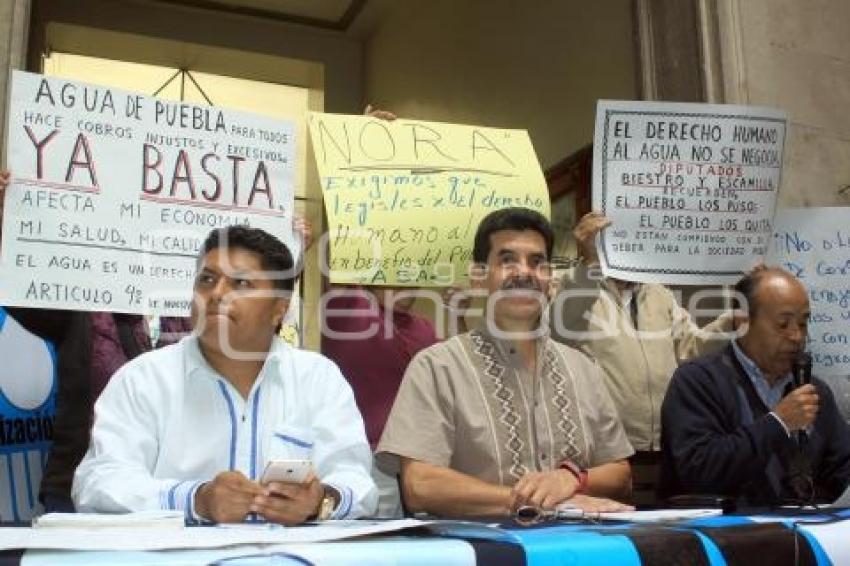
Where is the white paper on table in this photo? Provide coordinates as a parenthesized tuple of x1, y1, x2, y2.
(33, 511, 185, 529)
(422, 509, 723, 545)
(553, 505, 722, 523)
(0, 519, 426, 551)
(593, 509, 722, 523)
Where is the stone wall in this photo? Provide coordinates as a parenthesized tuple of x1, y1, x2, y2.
(717, 0, 850, 207)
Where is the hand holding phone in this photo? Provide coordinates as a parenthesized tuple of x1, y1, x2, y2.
(260, 459, 312, 484)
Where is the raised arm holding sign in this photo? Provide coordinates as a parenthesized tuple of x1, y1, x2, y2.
(551, 210, 734, 456)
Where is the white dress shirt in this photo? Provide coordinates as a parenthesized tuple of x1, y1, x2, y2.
(72, 336, 377, 521)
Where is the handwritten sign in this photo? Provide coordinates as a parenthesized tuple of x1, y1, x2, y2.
(593, 100, 786, 285)
(0, 70, 296, 315)
(768, 207, 850, 376)
(308, 112, 550, 286)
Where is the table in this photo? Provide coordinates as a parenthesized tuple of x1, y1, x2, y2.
(0, 511, 848, 565)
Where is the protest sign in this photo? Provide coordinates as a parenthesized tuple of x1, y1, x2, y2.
(593, 100, 786, 284)
(768, 207, 850, 376)
(308, 112, 550, 286)
(0, 70, 296, 316)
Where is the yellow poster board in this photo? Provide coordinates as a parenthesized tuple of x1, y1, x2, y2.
(308, 112, 550, 286)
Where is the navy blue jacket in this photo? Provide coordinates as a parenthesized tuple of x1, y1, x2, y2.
(660, 344, 850, 505)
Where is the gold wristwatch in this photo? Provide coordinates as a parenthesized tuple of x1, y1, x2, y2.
(317, 489, 337, 521)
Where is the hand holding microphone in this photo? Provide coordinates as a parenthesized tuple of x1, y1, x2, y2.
(792, 351, 813, 390)
(775, 352, 818, 433)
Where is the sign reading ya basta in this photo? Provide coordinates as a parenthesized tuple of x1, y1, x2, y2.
(0, 70, 296, 316)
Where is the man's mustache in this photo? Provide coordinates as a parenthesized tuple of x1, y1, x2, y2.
(501, 277, 543, 291)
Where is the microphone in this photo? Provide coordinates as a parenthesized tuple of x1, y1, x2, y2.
(792, 351, 812, 388)
(792, 351, 812, 447)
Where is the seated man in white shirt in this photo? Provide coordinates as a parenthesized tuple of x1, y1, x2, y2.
(73, 226, 377, 524)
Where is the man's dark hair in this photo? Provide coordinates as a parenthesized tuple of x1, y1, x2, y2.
(732, 266, 794, 318)
(472, 207, 554, 263)
(200, 226, 295, 291)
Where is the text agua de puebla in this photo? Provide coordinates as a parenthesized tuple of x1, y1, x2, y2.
(606, 117, 781, 258)
(315, 117, 543, 285)
(15, 78, 288, 308)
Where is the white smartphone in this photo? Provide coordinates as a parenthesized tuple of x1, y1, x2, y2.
(260, 459, 313, 484)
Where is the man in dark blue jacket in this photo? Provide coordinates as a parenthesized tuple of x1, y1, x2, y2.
(660, 267, 850, 506)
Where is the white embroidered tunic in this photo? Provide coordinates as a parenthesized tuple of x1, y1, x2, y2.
(73, 336, 377, 520)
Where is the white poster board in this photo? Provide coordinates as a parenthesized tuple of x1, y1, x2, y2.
(0, 71, 296, 316)
(768, 207, 850, 376)
(593, 100, 786, 285)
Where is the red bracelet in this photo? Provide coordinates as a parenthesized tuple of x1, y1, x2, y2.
(558, 460, 589, 494)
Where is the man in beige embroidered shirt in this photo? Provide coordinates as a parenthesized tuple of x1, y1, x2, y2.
(377, 207, 634, 517)
(551, 211, 733, 453)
